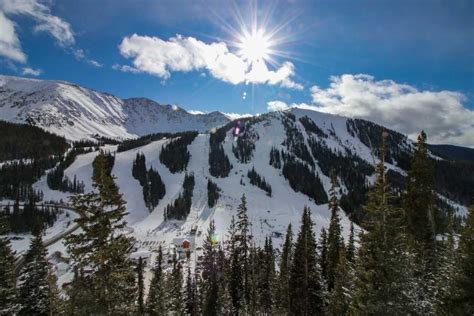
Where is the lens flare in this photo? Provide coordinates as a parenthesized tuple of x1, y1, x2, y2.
(238, 28, 272, 62)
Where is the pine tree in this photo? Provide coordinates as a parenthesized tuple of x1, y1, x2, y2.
(185, 267, 198, 316)
(229, 194, 252, 313)
(167, 259, 184, 314)
(65, 152, 136, 314)
(48, 270, 64, 315)
(136, 257, 145, 315)
(258, 237, 276, 314)
(319, 227, 328, 281)
(289, 206, 325, 315)
(404, 131, 437, 269)
(147, 245, 167, 315)
(350, 134, 415, 314)
(327, 247, 352, 316)
(449, 205, 474, 314)
(0, 214, 17, 315)
(201, 220, 220, 315)
(17, 233, 54, 315)
(326, 173, 343, 291)
(434, 215, 458, 314)
(276, 224, 293, 314)
(346, 221, 356, 264)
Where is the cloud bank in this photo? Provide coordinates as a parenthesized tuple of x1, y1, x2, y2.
(268, 74, 474, 147)
(118, 34, 303, 90)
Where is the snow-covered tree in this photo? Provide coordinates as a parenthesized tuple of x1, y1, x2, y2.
(147, 245, 167, 315)
(0, 215, 17, 315)
(17, 233, 57, 315)
(65, 152, 136, 314)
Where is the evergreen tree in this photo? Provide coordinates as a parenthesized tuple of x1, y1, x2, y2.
(258, 237, 275, 314)
(346, 221, 356, 264)
(229, 194, 252, 313)
(0, 214, 17, 315)
(65, 152, 136, 314)
(48, 271, 64, 315)
(136, 257, 145, 315)
(276, 224, 293, 314)
(147, 245, 167, 315)
(449, 205, 474, 314)
(319, 228, 328, 281)
(289, 206, 325, 315)
(326, 174, 344, 291)
(434, 215, 458, 314)
(327, 247, 352, 316)
(185, 267, 198, 316)
(167, 259, 184, 314)
(350, 134, 415, 314)
(201, 220, 220, 315)
(17, 233, 54, 315)
(404, 131, 437, 269)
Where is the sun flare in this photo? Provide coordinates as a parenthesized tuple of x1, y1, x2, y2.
(238, 29, 272, 62)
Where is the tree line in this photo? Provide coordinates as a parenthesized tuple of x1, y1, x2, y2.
(132, 153, 166, 211)
(159, 131, 198, 173)
(164, 173, 195, 221)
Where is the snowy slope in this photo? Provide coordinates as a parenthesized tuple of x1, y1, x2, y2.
(32, 108, 385, 251)
(0, 75, 230, 140)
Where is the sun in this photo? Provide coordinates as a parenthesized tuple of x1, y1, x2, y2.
(238, 28, 272, 62)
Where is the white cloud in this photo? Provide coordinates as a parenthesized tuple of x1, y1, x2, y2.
(223, 112, 254, 120)
(74, 49, 102, 67)
(188, 110, 206, 115)
(118, 34, 303, 89)
(0, 10, 26, 62)
(298, 74, 474, 146)
(0, 0, 75, 47)
(21, 66, 41, 76)
(112, 63, 140, 73)
(267, 100, 290, 111)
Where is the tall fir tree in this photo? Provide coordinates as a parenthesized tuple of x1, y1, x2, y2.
(289, 206, 325, 315)
(201, 220, 220, 315)
(65, 152, 136, 314)
(185, 267, 199, 316)
(326, 173, 344, 291)
(0, 214, 17, 315)
(350, 133, 415, 314)
(17, 232, 55, 315)
(449, 205, 474, 314)
(346, 221, 356, 264)
(258, 237, 276, 314)
(147, 245, 167, 315)
(319, 227, 328, 281)
(167, 259, 184, 314)
(276, 224, 293, 314)
(229, 194, 251, 313)
(327, 247, 352, 316)
(404, 131, 437, 269)
(136, 257, 145, 315)
(434, 215, 458, 314)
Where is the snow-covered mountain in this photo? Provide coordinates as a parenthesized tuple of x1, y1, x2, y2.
(0, 75, 230, 140)
(30, 107, 469, 257)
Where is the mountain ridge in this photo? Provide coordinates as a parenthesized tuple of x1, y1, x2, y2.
(0, 75, 230, 140)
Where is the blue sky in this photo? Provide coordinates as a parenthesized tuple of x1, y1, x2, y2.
(1, 0, 473, 146)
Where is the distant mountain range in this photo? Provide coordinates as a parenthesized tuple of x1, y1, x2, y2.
(0, 75, 230, 141)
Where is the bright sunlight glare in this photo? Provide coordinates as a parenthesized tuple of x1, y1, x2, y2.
(238, 29, 272, 62)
